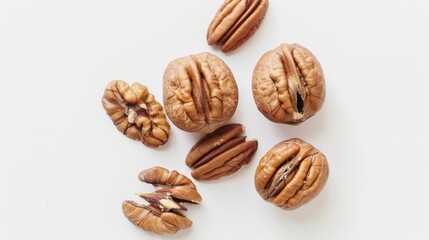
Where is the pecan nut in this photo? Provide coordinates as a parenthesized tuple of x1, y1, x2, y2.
(186, 124, 258, 181)
(122, 167, 201, 234)
(102, 80, 170, 147)
(254, 138, 329, 210)
(207, 0, 269, 52)
(138, 166, 202, 204)
(163, 52, 239, 133)
(252, 43, 326, 124)
(122, 201, 192, 234)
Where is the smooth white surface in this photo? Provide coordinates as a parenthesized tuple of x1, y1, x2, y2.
(1, 0, 428, 239)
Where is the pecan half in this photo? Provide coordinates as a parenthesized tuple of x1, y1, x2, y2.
(163, 52, 239, 133)
(122, 167, 201, 234)
(207, 0, 269, 52)
(102, 80, 170, 147)
(252, 43, 326, 124)
(186, 124, 258, 181)
(254, 138, 329, 210)
(138, 166, 202, 204)
(122, 201, 192, 234)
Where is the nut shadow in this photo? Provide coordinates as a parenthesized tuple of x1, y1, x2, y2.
(269, 107, 329, 141)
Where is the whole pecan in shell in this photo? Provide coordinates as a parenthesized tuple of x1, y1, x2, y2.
(122, 167, 202, 234)
(102, 80, 170, 147)
(163, 52, 238, 133)
(207, 0, 269, 52)
(254, 138, 329, 210)
(252, 43, 326, 124)
(186, 124, 258, 181)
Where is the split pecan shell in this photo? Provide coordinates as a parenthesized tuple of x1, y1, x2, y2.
(186, 124, 258, 181)
(102, 80, 170, 147)
(254, 138, 329, 210)
(252, 43, 326, 124)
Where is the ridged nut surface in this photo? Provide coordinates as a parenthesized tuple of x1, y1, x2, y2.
(207, 0, 269, 52)
(254, 138, 329, 210)
(163, 52, 238, 133)
(122, 167, 201, 234)
(122, 201, 192, 234)
(186, 124, 258, 181)
(252, 43, 325, 125)
(102, 80, 170, 147)
(138, 166, 202, 203)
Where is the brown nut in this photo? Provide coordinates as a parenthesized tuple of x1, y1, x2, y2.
(102, 80, 170, 147)
(254, 138, 329, 210)
(122, 167, 201, 234)
(122, 201, 192, 234)
(163, 52, 238, 133)
(207, 0, 269, 52)
(252, 43, 326, 124)
(138, 166, 202, 204)
(186, 124, 258, 181)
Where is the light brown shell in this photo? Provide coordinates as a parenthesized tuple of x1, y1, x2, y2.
(186, 124, 258, 181)
(254, 138, 329, 210)
(122, 201, 192, 234)
(207, 0, 269, 52)
(163, 52, 238, 133)
(138, 166, 202, 203)
(122, 167, 201, 234)
(102, 80, 170, 147)
(252, 43, 325, 124)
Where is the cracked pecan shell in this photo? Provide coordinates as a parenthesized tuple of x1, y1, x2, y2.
(102, 80, 170, 147)
(252, 43, 326, 125)
(163, 52, 238, 133)
(186, 124, 258, 181)
(207, 0, 269, 52)
(254, 138, 329, 210)
(122, 167, 201, 234)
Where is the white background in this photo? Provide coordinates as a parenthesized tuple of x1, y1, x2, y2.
(1, 0, 428, 239)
